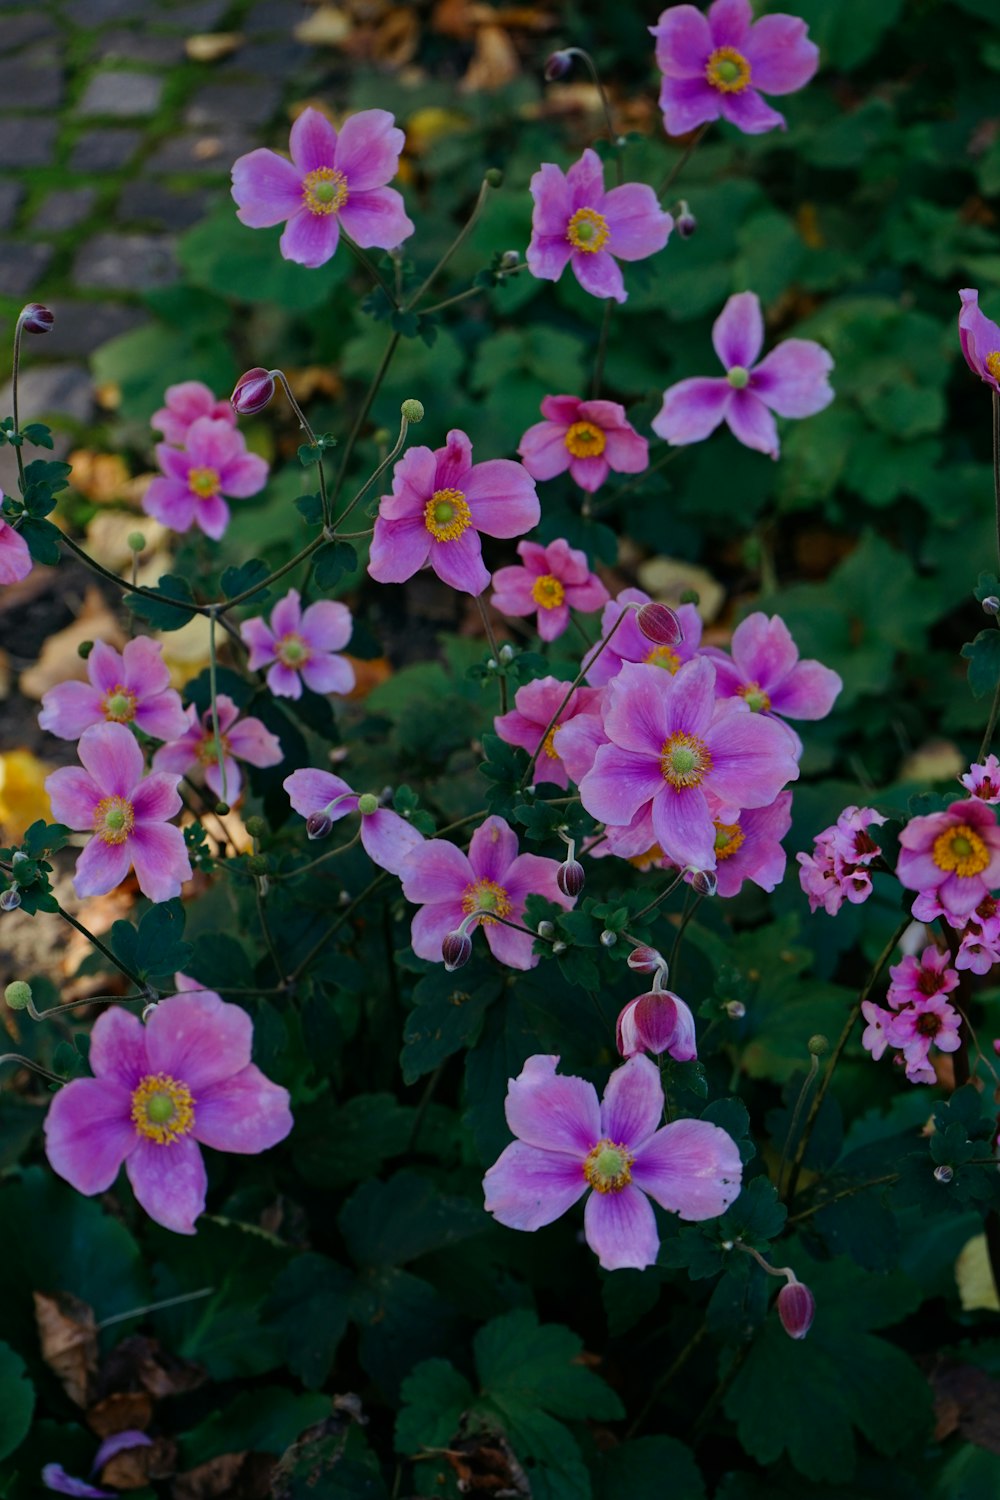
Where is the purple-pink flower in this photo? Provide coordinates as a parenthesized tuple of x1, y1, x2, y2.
(491, 538, 608, 642)
(961, 754, 1000, 804)
(483, 1053, 742, 1271)
(706, 790, 793, 898)
(797, 804, 886, 916)
(143, 416, 268, 540)
(43, 985, 292, 1234)
(39, 637, 188, 744)
(46, 723, 191, 902)
(897, 798, 1000, 923)
(231, 106, 413, 269)
(579, 657, 799, 872)
(586, 590, 704, 686)
(284, 768, 425, 877)
(43, 1430, 152, 1498)
(152, 380, 234, 447)
(704, 612, 842, 739)
(956, 895, 1000, 974)
(368, 429, 540, 597)
(0, 509, 31, 585)
(652, 0, 818, 138)
(652, 291, 834, 459)
(617, 989, 698, 1062)
(400, 814, 571, 970)
(862, 946, 962, 1085)
(518, 396, 649, 493)
(527, 148, 673, 305)
(494, 677, 603, 789)
(153, 694, 283, 803)
(887, 945, 958, 1011)
(958, 289, 1000, 391)
(241, 588, 354, 700)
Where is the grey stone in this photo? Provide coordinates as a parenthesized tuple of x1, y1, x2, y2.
(221, 39, 308, 74)
(0, 59, 64, 110)
(0, 179, 22, 231)
(40, 299, 147, 357)
(0, 240, 52, 297)
(0, 117, 57, 168)
(243, 0, 301, 34)
(69, 128, 142, 171)
(66, 0, 151, 23)
(0, 364, 93, 426)
(97, 28, 186, 64)
(73, 232, 178, 291)
(117, 179, 208, 230)
(159, 0, 228, 30)
(77, 69, 164, 118)
(0, 13, 57, 54)
(32, 187, 97, 232)
(145, 129, 254, 175)
(184, 80, 281, 129)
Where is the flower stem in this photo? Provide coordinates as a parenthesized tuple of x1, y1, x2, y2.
(272, 369, 331, 530)
(565, 48, 623, 185)
(333, 405, 409, 532)
(406, 175, 495, 312)
(341, 230, 398, 309)
(0, 1053, 65, 1085)
(10, 313, 27, 490)
(777, 1051, 820, 1202)
(476, 591, 508, 713)
(591, 298, 615, 399)
(207, 608, 227, 806)
(55, 901, 151, 992)
(658, 121, 710, 197)
(520, 605, 632, 786)
(330, 331, 401, 510)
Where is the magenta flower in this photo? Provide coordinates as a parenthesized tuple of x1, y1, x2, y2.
(152, 380, 234, 447)
(887, 945, 959, 1012)
(527, 148, 673, 305)
(585, 590, 703, 686)
(45, 723, 191, 902)
(797, 804, 886, 916)
(494, 677, 603, 789)
(400, 814, 571, 970)
(368, 429, 540, 596)
(284, 768, 425, 877)
(708, 790, 793, 898)
(143, 416, 268, 541)
(491, 538, 608, 642)
(241, 588, 354, 700)
(43, 1432, 152, 1499)
(44, 987, 292, 1234)
(961, 754, 1000, 804)
(956, 895, 1000, 974)
(617, 989, 697, 1062)
(231, 106, 413, 269)
(0, 510, 31, 585)
(518, 396, 649, 493)
(153, 694, 283, 803)
(890, 994, 962, 1085)
(483, 1053, 742, 1271)
(704, 612, 841, 745)
(39, 637, 188, 743)
(579, 657, 799, 872)
(653, 292, 834, 459)
(897, 798, 1000, 923)
(958, 289, 1000, 390)
(652, 0, 818, 138)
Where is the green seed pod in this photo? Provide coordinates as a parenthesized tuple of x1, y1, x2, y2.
(4, 981, 31, 1010)
(401, 399, 424, 424)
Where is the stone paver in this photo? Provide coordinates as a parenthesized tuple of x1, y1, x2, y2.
(159, 0, 229, 30)
(66, 0, 152, 22)
(243, 0, 300, 33)
(69, 128, 143, 171)
(184, 80, 282, 129)
(97, 29, 187, 65)
(0, 57, 64, 110)
(0, 118, 58, 169)
(77, 70, 165, 118)
(0, 365, 94, 424)
(42, 301, 148, 358)
(145, 129, 255, 174)
(73, 232, 178, 291)
(0, 13, 57, 54)
(0, 180, 23, 231)
(0, 241, 53, 297)
(32, 187, 98, 232)
(118, 180, 209, 230)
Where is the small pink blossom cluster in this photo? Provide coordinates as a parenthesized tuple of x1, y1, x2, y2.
(797, 805, 887, 916)
(861, 946, 962, 1085)
(145, 379, 269, 541)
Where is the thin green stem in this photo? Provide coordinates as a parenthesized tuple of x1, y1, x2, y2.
(341, 230, 398, 309)
(272, 369, 331, 529)
(667, 889, 702, 978)
(406, 176, 493, 312)
(278, 831, 361, 879)
(591, 298, 614, 399)
(286, 873, 390, 985)
(520, 605, 632, 786)
(586, 446, 682, 515)
(476, 592, 508, 713)
(786, 1174, 901, 1225)
(0, 1053, 64, 1085)
(333, 408, 409, 532)
(419, 260, 528, 317)
(658, 122, 710, 197)
(777, 1052, 820, 1202)
(625, 1322, 706, 1439)
(628, 868, 688, 927)
(55, 902, 150, 991)
(218, 534, 324, 613)
(98, 1286, 214, 1329)
(564, 48, 623, 185)
(330, 331, 401, 509)
(10, 314, 26, 489)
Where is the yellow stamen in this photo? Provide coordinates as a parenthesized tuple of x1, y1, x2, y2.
(461, 877, 512, 926)
(541, 726, 560, 760)
(645, 645, 681, 673)
(932, 823, 991, 877)
(102, 685, 137, 724)
(629, 844, 664, 871)
(564, 421, 607, 458)
(424, 487, 471, 542)
(276, 632, 310, 669)
(714, 820, 745, 862)
(197, 731, 231, 764)
(583, 1138, 634, 1194)
(94, 794, 135, 846)
(566, 207, 610, 254)
(302, 165, 348, 216)
(531, 573, 565, 611)
(738, 682, 772, 713)
(705, 45, 752, 94)
(130, 1072, 195, 1145)
(660, 731, 712, 789)
(189, 466, 220, 499)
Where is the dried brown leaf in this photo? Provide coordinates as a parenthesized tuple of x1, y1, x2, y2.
(100, 1436, 176, 1490)
(86, 1389, 153, 1438)
(171, 1452, 273, 1499)
(460, 23, 519, 92)
(34, 1290, 98, 1407)
(930, 1358, 1000, 1453)
(185, 31, 244, 60)
(293, 5, 352, 44)
(18, 586, 124, 700)
(372, 6, 419, 68)
(96, 1334, 208, 1401)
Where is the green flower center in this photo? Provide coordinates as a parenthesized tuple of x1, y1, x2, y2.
(583, 1138, 634, 1194)
(727, 365, 750, 389)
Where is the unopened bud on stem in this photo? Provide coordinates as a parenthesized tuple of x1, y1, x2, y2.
(676, 200, 697, 239)
(628, 945, 666, 975)
(4, 981, 31, 1010)
(401, 398, 424, 424)
(231, 367, 275, 415)
(984, 595, 1000, 616)
(635, 602, 683, 647)
(443, 929, 473, 971)
(18, 303, 54, 336)
(557, 858, 585, 898)
(127, 531, 146, 553)
(777, 1279, 815, 1341)
(544, 48, 573, 80)
(306, 810, 334, 840)
(690, 868, 717, 897)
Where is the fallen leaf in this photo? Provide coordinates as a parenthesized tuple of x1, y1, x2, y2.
(18, 586, 124, 700)
(931, 1357, 1000, 1453)
(293, 5, 352, 44)
(0, 749, 54, 842)
(84, 511, 169, 574)
(172, 1452, 273, 1499)
(100, 1435, 177, 1489)
(343, 654, 392, 698)
(86, 1389, 153, 1438)
(460, 22, 519, 92)
(97, 1334, 208, 1401)
(899, 739, 966, 784)
(68, 449, 132, 506)
(34, 1290, 98, 1407)
(372, 6, 419, 68)
(404, 106, 470, 157)
(185, 30, 244, 60)
(635, 556, 726, 622)
(156, 615, 213, 690)
(957, 1233, 1000, 1313)
(285, 365, 344, 402)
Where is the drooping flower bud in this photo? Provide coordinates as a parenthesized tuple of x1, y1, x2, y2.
(627, 945, 666, 975)
(690, 868, 717, 897)
(443, 929, 473, 972)
(0, 886, 21, 912)
(635, 602, 683, 647)
(231, 366, 275, 416)
(777, 1280, 815, 1341)
(725, 999, 746, 1019)
(600, 929, 617, 947)
(500, 250, 520, 269)
(557, 859, 585, 898)
(19, 302, 54, 335)
(616, 989, 698, 1061)
(544, 49, 574, 80)
(306, 810, 334, 840)
(537, 920, 555, 938)
(4, 981, 31, 1010)
(675, 200, 697, 239)
(77, 640, 94, 660)
(484, 167, 503, 188)
(933, 1163, 954, 1184)
(400, 398, 424, 424)
(215, 801, 230, 816)
(984, 595, 1000, 616)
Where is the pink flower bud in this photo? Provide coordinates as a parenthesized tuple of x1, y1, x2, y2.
(691, 869, 717, 897)
(443, 930, 473, 971)
(231, 367, 275, 416)
(676, 201, 697, 239)
(306, 810, 334, 840)
(544, 49, 573, 81)
(635, 602, 683, 647)
(627, 945, 664, 974)
(19, 303, 54, 335)
(557, 858, 585, 898)
(616, 990, 697, 1061)
(777, 1280, 815, 1340)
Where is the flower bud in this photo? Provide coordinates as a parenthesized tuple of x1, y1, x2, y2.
(777, 1280, 815, 1340)
(690, 868, 717, 897)
(244, 815, 267, 839)
(617, 989, 697, 1061)
(127, 531, 146, 553)
(551, 940, 567, 954)
(500, 250, 520, 269)
(78, 640, 94, 660)
(443, 929, 473, 971)
(19, 302, 54, 335)
(215, 801, 230, 816)
(400, 398, 424, 424)
(498, 643, 515, 664)
(934, 1163, 954, 1184)
(4, 980, 31, 1010)
(544, 48, 573, 80)
(984, 596, 1000, 616)
(675, 200, 697, 239)
(724, 999, 746, 1019)
(306, 810, 334, 840)
(635, 602, 683, 647)
(231, 366, 275, 416)
(557, 859, 585, 898)
(627, 945, 665, 974)
(537, 920, 555, 938)
(600, 929, 617, 947)
(141, 1002, 158, 1023)
(10, 851, 28, 867)
(357, 793, 379, 816)
(0, 887, 21, 912)
(679, 589, 700, 606)
(484, 167, 503, 188)
(807, 1034, 829, 1056)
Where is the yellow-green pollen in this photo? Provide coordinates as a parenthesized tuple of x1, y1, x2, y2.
(276, 632, 310, 669)
(188, 465, 220, 499)
(94, 794, 135, 846)
(583, 1138, 634, 1194)
(303, 165, 348, 216)
(645, 644, 681, 673)
(424, 486, 472, 542)
(987, 352, 1000, 381)
(660, 730, 712, 789)
(461, 877, 512, 926)
(130, 1072, 195, 1145)
(564, 420, 606, 458)
(629, 844, 665, 870)
(738, 682, 771, 713)
(705, 45, 751, 94)
(727, 365, 750, 389)
(567, 207, 610, 254)
(531, 573, 565, 611)
(932, 823, 991, 878)
(714, 819, 745, 862)
(102, 684, 137, 724)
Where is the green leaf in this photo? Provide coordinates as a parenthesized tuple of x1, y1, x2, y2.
(339, 1171, 486, 1268)
(474, 1309, 624, 1424)
(314, 541, 359, 589)
(962, 629, 1000, 698)
(21, 422, 53, 449)
(18, 516, 62, 564)
(294, 1093, 414, 1190)
(264, 1253, 353, 1388)
(0, 1342, 33, 1460)
(402, 963, 500, 1084)
(180, 1386, 331, 1466)
(180, 204, 336, 310)
(221, 558, 272, 603)
(272, 1420, 389, 1499)
(595, 1437, 705, 1500)
(110, 899, 191, 981)
(126, 574, 197, 630)
(396, 1358, 475, 1454)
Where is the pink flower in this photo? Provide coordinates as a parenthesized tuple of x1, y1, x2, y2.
(897, 798, 1000, 923)
(585, 589, 704, 686)
(527, 148, 673, 305)
(491, 538, 609, 642)
(45, 723, 191, 902)
(961, 754, 1000, 804)
(861, 1002, 895, 1063)
(958, 288, 1000, 391)
(579, 657, 799, 872)
(797, 805, 886, 916)
(652, 292, 834, 459)
(143, 416, 268, 540)
(652, 0, 818, 138)
(241, 588, 354, 700)
(43, 986, 292, 1234)
(483, 1053, 742, 1271)
(494, 677, 603, 789)
(39, 637, 188, 743)
(707, 791, 793, 898)
(956, 896, 1000, 974)
(0, 510, 31, 585)
(152, 380, 234, 447)
(887, 945, 959, 1011)
(284, 768, 425, 877)
(518, 396, 649, 493)
(400, 814, 571, 970)
(368, 429, 540, 596)
(616, 989, 698, 1061)
(888, 994, 962, 1084)
(231, 106, 413, 269)
(153, 694, 283, 803)
(704, 613, 841, 737)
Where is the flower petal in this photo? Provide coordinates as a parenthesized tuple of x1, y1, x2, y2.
(280, 209, 340, 268)
(631, 1117, 743, 1219)
(602, 183, 673, 261)
(464, 460, 541, 538)
(658, 75, 721, 136)
(368, 513, 431, 584)
(334, 108, 404, 191)
(652, 377, 731, 445)
(231, 147, 303, 227)
(504, 1053, 601, 1156)
(431, 530, 490, 596)
(580, 744, 663, 827)
(750, 339, 834, 417)
(712, 291, 764, 370)
(584, 1185, 659, 1270)
(89, 1005, 147, 1089)
(128, 823, 191, 903)
(652, 4, 712, 77)
(572, 248, 626, 304)
(126, 1135, 206, 1234)
(600, 1054, 664, 1146)
(289, 107, 337, 172)
(725, 388, 779, 457)
(341, 188, 414, 250)
(78, 721, 144, 798)
(719, 87, 786, 135)
(193, 1064, 292, 1153)
(73, 836, 133, 898)
(44, 1078, 134, 1195)
(743, 13, 818, 95)
(145, 990, 253, 1091)
(484, 1140, 588, 1230)
(46, 766, 102, 829)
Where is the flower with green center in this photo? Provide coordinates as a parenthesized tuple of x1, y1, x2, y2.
(242, 588, 355, 701)
(705, 45, 751, 93)
(302, 165, 348, 216)
(39, 637, 188, 744)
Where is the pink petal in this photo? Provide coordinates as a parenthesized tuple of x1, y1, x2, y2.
(360, 809, 425, 877)
(129, 823, 191, 903)
(652, 377, 732, 444)
(504, 1054, 600, 1156)
(567, 148, 607, 205)
(289, 107, 338, 172)
(341, 188, 414, 250)
(719, 88, 786, 135)
(146, 990, 253, 1091)
(193, 492, 230, 541)
(712, 291, 764, 370)
(484, 1140, 588, 1230)
(468, 815, 519, 884)
(491, 566, 540, 617)
(584, 1185, 659, 1270)
(725, 388, 780, 457)
(266, 662, 303, 699)
(134, 694, 189, 742)
(744, 13, 818, 94)
(580, 744, 663, 827)
(601, 183, 673, 261)
(78, 721, 144, 798)
(527, 233, 574, 283)
(38, 682, 105, 739)
(410, 900, 466, 961)
(280, 208, 340, 269)
(600, 1054, 664, 1146)
(89, 639, 128, 694)
(44, 1078, 135, 1195)
(402, 839, 473, 903)
(126, 1135, 206, 1234)
(631, 1116, 743, 1219)
(750, 339, 834, 418)
(434, 429, 475, 491)
(529, 162, 573, 237)
(226, 716, 283, 768)
(301, 598, 353, 652)
(143, 475, 196, 533)
(431, 529, 490, 596)
(483, 920, 540, 971)
(572, 248, 626, 304)
(220, 451, 269, 498)
(658, 75, 721, 136)
(300, 653, 355, 695)
(378, 445, 438, 520)
(769, 659, 842, 720)
(334, 108, 404, 190)
(240, 616, 276, 669)
(568, 454, 610, 492)
(464, 460, 540, 538)
(131, 771, 182, 823)
(730, 612, 798, 687)
(368, 513, 431, 583)
(602, 663, 673, 754)
(231, 147, 304, 228)
(708, 0, 752, 48)
(89, 1005, 147, 1089)
(651, 785, 715, 870)
(193, 1064, 292, 1153)
(46, 765, 102, 829)
(271, 589, 303, 638)
(73, 836, 133, 898)
(652, 5, 713, 77)
(706, 703, 798, 807)
(205, 757, 242, 804)
(518, 420, 573, 483)
(284, 767, 355, 819)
